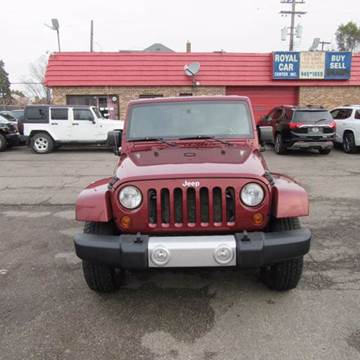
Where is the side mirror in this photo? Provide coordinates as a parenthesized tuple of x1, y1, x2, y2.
(107, 130, 122, 155)
(258, 126, 274, 144)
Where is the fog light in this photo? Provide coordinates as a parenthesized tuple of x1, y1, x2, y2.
(151, 246, 170, 266)
(214, 245, 234, 265)
(252, 212, 264, 225)
(120, 215, 132, 229)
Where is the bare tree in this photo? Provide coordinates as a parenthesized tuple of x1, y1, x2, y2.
(22, 55, 49, 102)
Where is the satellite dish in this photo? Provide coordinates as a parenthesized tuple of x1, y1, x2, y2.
(309, 38, 320, 51)
(184, 62, 200, 77)
(51, 18, 60, 30)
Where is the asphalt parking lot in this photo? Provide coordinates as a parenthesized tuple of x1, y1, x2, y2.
(1, 146, 360, 360)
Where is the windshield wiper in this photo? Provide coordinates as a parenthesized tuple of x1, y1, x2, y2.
(129, 137, 176, 147)
(314, 118, 329, 124)
(179, 135, 232, 146)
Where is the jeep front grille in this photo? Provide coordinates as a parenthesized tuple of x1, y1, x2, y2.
(148, 186, 236, 227)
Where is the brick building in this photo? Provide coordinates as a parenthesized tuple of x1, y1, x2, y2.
(45, 51, 360, 120)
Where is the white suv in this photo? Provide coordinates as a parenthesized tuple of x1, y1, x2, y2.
(20, 105, 123, 154)
(330, 105, 360, 153)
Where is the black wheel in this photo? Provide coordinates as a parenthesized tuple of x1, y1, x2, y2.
(343, 132, 357, 154)
(30, 132, 54, 154)
(319, 148, 331, 155)
(274, 133, 287, 154)
(81, 222, 123, 293)
(0, 134, 7, 152)
(260, 218, 304, 291)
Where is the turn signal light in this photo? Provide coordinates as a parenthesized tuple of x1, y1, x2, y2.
(252, 212, 264, 225)
(120, 215, 132, 229)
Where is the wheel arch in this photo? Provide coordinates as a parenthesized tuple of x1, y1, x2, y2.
(29, 130, 56, 142)
(76, 177, 113, 222)
(271, 174, 309, 218)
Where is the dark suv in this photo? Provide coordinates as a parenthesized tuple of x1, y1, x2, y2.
(0, 115, 20, 151)
(261, 106, 336, 155)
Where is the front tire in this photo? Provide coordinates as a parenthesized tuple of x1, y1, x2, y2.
(343, 132, 357, 154)
(81, 221, 123, 293)
(0, 134, 7, 152)
(274, 133, 287, 154)
(30, 132, 54, 154)
(260, 218, 304, 291)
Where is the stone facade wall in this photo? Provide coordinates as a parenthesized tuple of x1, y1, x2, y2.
(52, 86, 226, 119)
(299, 86, 360, 109)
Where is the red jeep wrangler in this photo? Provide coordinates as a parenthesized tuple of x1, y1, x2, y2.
(74, 96, 311, 292)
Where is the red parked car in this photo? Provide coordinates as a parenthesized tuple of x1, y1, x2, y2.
(74, 96, 311, 293)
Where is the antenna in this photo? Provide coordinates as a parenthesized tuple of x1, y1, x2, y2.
(184, 63, 201, 87)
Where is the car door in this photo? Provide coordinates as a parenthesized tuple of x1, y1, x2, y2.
(70, 108, 102, 142)
(49, 108, 70, 141)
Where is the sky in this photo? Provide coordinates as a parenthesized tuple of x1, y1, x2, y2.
(1, 0, 359, 92)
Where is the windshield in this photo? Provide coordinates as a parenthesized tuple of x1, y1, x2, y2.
(127, 101, 253, 140)
(92, 107, 104, 119)
(293, 110, 332, 124)
(0, 115, 9, 124)
(0, 112, 16, 121)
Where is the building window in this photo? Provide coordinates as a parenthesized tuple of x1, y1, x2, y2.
(138, 94, 164, 99)
(179, 93, 193, 96)
(66, 95, 119, 120)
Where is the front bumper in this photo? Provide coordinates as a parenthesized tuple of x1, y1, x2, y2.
(5, 132, 20, 146)
(288, 140, 333, 150)
(74, 229, 311, 269)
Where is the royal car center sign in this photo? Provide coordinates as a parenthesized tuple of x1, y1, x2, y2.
(273, 51, 352, 80)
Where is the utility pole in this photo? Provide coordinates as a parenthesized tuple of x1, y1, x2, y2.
(280, 0, 306, 51)
(90, 20, 94, 52)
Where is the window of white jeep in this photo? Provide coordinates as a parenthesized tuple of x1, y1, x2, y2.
(331, 108, 353, 120)
(73, 109, 94, 121)
(127, 101, 253, 140)
(355, 110, 360, 120)
(51, 108, 68, 120)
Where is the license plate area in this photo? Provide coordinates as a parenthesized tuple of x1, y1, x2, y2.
(148, 235, 236, 267)
(308, 127, 322, 134)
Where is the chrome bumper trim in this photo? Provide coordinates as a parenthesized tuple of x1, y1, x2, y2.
(148, 235, 236, 268)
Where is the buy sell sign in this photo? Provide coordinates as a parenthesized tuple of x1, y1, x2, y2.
(273, 51, 352, 80)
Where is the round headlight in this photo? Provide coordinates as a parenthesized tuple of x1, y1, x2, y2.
(240, 183, 264, 207)
(119, 186, 142, 209)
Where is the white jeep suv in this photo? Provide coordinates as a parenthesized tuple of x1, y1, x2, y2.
(330, 105, 360, 153)
(20, 105, 123, 154)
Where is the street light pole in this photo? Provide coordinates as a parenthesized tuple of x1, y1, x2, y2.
(45, 19, 61, 52)
(90, 20, 94, 52)
(56, 28, 61, 52)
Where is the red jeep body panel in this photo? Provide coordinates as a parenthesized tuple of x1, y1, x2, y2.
(272, 174, 309, 218)
(76, 178, 113, 222)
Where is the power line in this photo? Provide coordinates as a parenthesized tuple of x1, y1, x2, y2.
(280, 0, 307, 51)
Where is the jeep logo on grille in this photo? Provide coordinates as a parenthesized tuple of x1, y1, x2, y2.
(182, 180, 200, 188)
